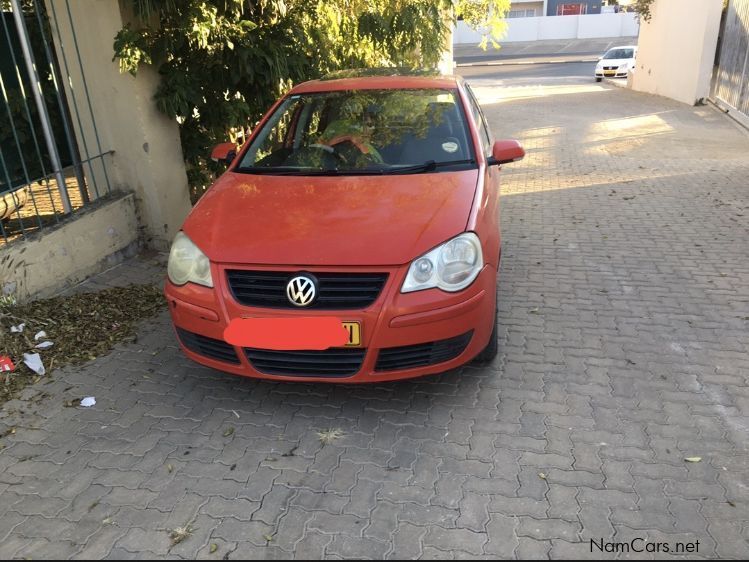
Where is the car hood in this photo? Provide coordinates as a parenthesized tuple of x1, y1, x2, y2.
(183, 169, 479, 266)
(598, 58, 633, 66)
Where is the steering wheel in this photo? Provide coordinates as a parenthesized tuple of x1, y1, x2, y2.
(322, 136, 384, 165)
(308, 143, 348, 163)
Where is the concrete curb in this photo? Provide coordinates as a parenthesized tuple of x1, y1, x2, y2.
(456, 57, 598, 68)
(603, 77, 630, 88)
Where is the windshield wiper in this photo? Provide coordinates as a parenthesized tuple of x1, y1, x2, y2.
(234, 166, 321, 175)
(380, 159, 476, 174)
(235, 166, 388, 176)
(234, 159, 476, 176)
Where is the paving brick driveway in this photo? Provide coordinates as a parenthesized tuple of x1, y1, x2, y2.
(1, 76, 748, 559)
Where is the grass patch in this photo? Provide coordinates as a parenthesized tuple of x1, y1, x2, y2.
(169, 525, 193, 545)
(316, 428, 344, 445)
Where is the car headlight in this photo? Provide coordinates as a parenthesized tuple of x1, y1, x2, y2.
(401, 232, 483, 293)
(167, 232, 213, 287)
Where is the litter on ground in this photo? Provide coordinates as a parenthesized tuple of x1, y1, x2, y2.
(22, 353, 45, 376)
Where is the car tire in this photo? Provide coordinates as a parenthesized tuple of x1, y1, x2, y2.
(595, 77, 602, 82)
(473, 306, 498, 364)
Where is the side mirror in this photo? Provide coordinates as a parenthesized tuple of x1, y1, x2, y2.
(210, 142, 237, 165)
(487, 140, 525, 166)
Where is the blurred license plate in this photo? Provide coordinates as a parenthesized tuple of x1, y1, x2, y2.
(343, 322, 361, 346)
(604, 71, 616, 76)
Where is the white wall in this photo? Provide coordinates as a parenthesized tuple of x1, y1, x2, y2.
(620, 12, 640, 36)
(630, 0, 722, 106)
(454, 12, 639, 44)
(538, 15, 578, 39)
(578, 13, 638, 38)
(506, 17, 541, 41)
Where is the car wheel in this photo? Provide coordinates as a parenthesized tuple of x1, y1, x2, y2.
(473, 306, 498, 364)
(595, 77, 602, 82)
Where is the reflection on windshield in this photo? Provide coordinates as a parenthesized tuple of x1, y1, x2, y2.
(237, 89, 475, 175)
(604, 49, 634, 60)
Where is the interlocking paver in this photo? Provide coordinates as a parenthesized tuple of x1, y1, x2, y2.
(71, 525, 128, 560)
(514, 536, 552, 559)
(2, 72, 749, 559)
(517, 516, 581, 542)
(328, 534, 390, 559)
(423, 526, 487, 556)
(365, 501, 401, 542)
(456, 491, 491, 532)
(212, 517, 274, 546)
(398, 501, 459, 530)
(114, 528, 172, 556)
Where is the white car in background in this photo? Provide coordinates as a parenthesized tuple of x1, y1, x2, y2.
(595, 46, 637, 82)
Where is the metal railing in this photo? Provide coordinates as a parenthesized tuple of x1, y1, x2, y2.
(0, 0, 112, 246)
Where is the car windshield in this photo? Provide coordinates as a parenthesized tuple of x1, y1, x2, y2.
(603, 48, 634, 60)
(236, 88, 475, 175)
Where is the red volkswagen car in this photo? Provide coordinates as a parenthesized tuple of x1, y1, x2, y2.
(165, 70, 524, 383)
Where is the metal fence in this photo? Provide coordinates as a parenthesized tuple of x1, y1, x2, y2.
(713, 0, 749, 123)
(0, 0, 112, 246)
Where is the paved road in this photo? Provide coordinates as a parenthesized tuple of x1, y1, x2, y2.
(1, 72, 748, 559)
(458, 61, 598, 82)
(454, 36, 637, 66)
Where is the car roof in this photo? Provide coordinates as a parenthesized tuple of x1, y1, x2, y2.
(606, 45, 638, 50)
(289, 69, 463, 94)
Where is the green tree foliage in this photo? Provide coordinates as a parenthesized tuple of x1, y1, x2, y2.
(113, 0, 510, 200)
(456, 0, 509, 50)
(631, 0, 655, 21)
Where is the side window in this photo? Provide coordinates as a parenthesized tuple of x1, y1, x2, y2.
(465, 85, 493, 156)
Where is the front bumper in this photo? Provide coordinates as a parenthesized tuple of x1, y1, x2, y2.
(165, 263, 497, 383)
(596, 69, 628, 78)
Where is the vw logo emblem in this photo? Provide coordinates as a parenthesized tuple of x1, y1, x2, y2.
(286, 275, 317, 307)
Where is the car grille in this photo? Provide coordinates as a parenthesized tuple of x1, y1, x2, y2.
(244, 347, 366, 377)
(375, 331, 473, 372)
(226, 270, 388, 310)
(176, 328, 240, 364)
(603, 66, 619, 70)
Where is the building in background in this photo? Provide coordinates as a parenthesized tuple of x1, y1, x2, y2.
(546, 1, 602, 15)
(454, 0, 638, 44)
(508, 0, 547, 18)
(507, 0, 632, 18)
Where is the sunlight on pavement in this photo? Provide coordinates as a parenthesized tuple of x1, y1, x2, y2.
(521, 126, 562, 138)
(493, 112, 698, 195)
(471, 83, 608, 105)
(586, 113, 674, 142)
(500, 163, 694, 194)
